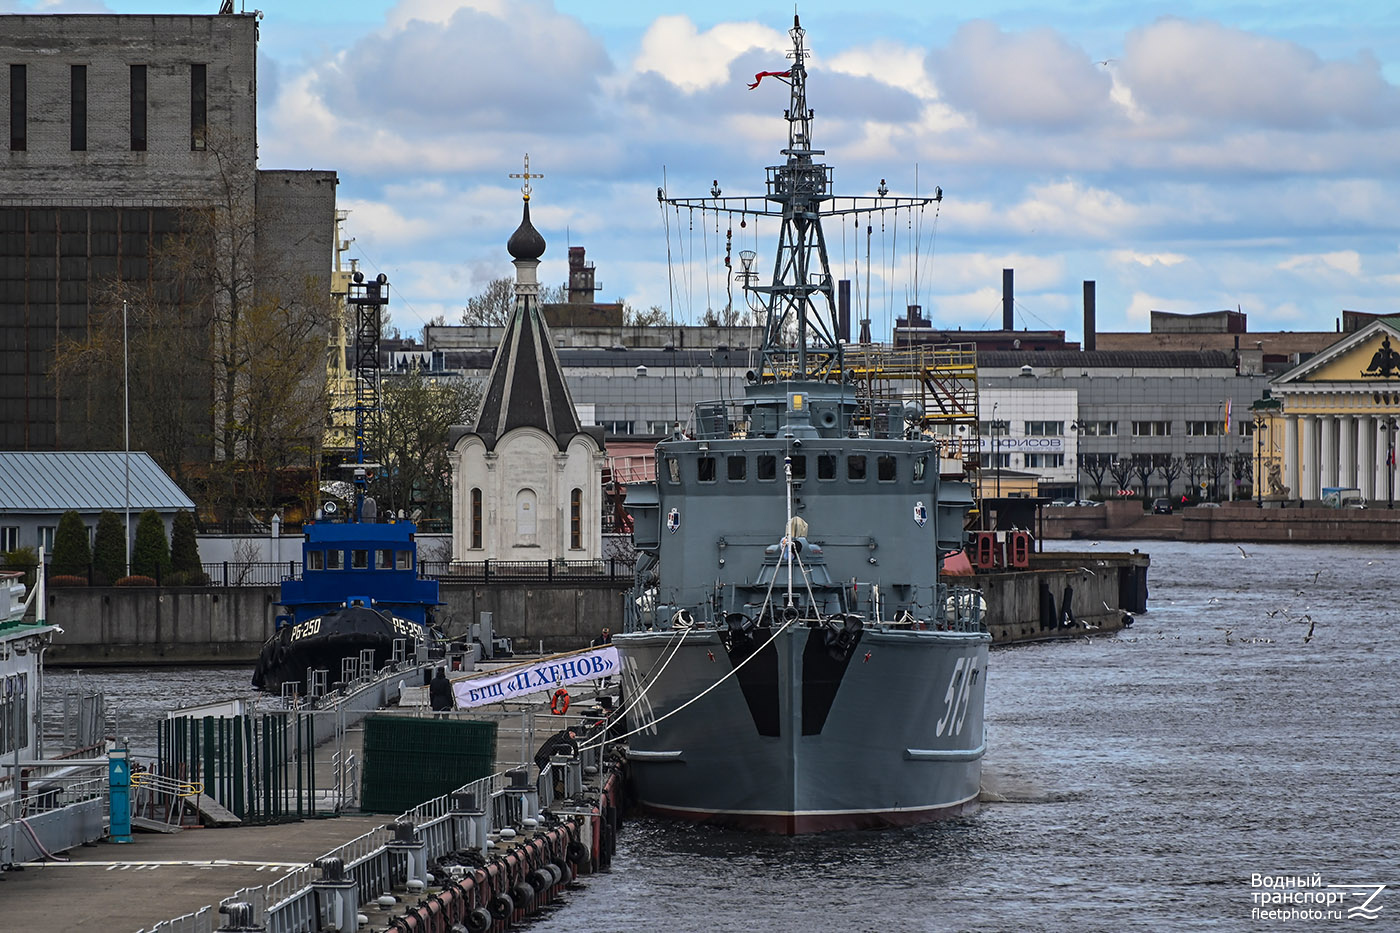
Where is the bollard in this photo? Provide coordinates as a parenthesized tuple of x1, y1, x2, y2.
(386, 820, 428, 890)
(312, 857, 359, 932)
(218, 902, 266, 932)
(108, 749, 132, 844)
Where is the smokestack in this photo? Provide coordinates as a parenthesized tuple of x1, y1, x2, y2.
(1083, 280, 1096, 351)
(838, 279, 851, 342)
(1002, 269, 1014, 331)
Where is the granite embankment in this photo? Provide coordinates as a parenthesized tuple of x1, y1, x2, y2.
(1041, 499, 1400, 543)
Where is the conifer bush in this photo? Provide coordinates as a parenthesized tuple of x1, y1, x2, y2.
(51, 510, 92, 578)
(168, 511, 207, 584)
(93, 510, 127, 584)
(132, 510, 171, 580)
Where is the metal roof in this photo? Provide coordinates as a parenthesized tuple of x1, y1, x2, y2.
(0, 452, 196, 514)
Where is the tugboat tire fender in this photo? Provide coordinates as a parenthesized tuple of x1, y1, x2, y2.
(466, 906, 493, 932)
(489, 892, 514, 921)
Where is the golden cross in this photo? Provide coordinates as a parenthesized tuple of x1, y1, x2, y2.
(509, 153, 543, 201)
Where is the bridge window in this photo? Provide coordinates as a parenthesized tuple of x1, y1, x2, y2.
(727, 456, 746, 480)
(789, 455, 806, 479)
(378, 549, 393, 569)
(847, 455, 866, 481)
(913, 454, 927, 482)
(307, 550, 324, 571)
(697, 456, 717, 483)
(757, 455, 777, 481)
(397, 550, 412, 570)
(327, 549, 343, 570)
(352, 549, 369, 569)
(877, 455, 897, 482)
(818, 454, 836, 480)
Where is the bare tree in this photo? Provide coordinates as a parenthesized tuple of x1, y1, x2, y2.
(1131, 455, 1158, 497)
(1206, 453, 1228, 500)
(462, 276, 566, 326)
(1108, 459, 1135, 497)
(624, 302, 668, 326)
(1159, 455, 1186, 499)
(1232, 451, 1253, 498)
(1080, 453, 1110, 497)
(365, 367, 482, 519)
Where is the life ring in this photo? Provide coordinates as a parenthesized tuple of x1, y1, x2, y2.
(550, 688, 571, 716)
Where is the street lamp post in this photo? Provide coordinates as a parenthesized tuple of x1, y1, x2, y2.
(1070, 420, 1084, 503)
(991, 402, 1001, 499)
(1254, 413, 1267, 508)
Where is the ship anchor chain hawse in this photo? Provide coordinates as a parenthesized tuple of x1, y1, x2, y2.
(609, 16, 990, 834)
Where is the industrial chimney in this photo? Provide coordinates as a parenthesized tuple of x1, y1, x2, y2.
(1083, 280, 1096, 351)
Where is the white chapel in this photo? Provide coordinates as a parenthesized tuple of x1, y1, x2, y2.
(447, 189, 606, 561)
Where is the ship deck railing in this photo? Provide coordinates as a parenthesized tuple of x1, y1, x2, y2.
(424, 558, 636, 583)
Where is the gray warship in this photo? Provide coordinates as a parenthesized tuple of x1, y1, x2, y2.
(612, 17, 989, 834)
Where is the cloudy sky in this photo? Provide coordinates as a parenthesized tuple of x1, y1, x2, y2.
(13, 1, 1400, 341)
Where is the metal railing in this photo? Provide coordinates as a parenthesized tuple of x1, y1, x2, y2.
(422, 558, 635, 583)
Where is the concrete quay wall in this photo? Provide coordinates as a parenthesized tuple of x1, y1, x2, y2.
(40, 558, 1144, 665)
(42, 582, 629, 666)
(1041, 500, 1400, 543)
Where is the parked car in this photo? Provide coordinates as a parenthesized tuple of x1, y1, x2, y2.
(1197, 502, 1221, 509)
(1050, 498, 1074, 507)
(1152, 497, 1173, 514)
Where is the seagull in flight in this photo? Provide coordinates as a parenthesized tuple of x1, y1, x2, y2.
(1236, 544, 1249, 558)
(1096, 58, 1117, 66)
(1303, 618, 1316, 643)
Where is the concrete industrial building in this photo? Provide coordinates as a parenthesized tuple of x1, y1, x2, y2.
(0, 10, 336, 456)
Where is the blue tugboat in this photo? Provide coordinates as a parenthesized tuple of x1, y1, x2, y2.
(250, 515, 441, 693)
(252, 270, 442, 694)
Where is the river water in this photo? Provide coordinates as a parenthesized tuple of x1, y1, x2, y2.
(45, 539, 1398, 930)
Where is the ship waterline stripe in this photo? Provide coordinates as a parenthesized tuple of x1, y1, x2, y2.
(626, 748, 684, 760)
(635, 790, 981, 819)
(904, 738, 987, 762)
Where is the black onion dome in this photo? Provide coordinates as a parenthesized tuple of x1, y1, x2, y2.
(507, 200, 546, 261)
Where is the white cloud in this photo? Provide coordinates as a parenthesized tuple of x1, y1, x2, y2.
(927, 20, 1115, 130)
(1278, 251, 1363, 277)
(1122, 18, 1400, 130)
(631, 16, 788, 92)
(1111, 250, 1187, 268)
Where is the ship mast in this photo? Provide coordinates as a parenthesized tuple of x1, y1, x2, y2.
(660, 15, 935, 383)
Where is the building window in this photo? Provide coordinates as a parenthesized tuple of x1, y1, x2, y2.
(757, 454, 777, 481)
(847, 455, 867, 481)
(190, 63, 207, 151)
(130, 65, 147, 151)
(1186, 421, 1227, 437)
(1132, 421, 1172, 437)
(470, 488, 483, 549)
(1239, 420, 1256, 436)
(70, 65, 87, 151)
(1080, 420, 1118, 436)
(727, 456, 746, 481)
(0, 526, 18, 552)
(597, 419, 635, 434)
(1026, 453, 1066, 468)
(37, 527, 55, 553)
(9, 64, 25, 151)
(515, 489, 537, 539)
(697, 456, 716, 483)
(570, 488, 583, 549)
(877, 455, 897, 482)
(986, 453, 1011, 469)
(817, 454, 837, 480)
(1024, 421, 1064, 436)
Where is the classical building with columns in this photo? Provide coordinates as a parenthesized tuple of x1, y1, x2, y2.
(1265, 318, 1400, 504)
(446, 193, 606, 561)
